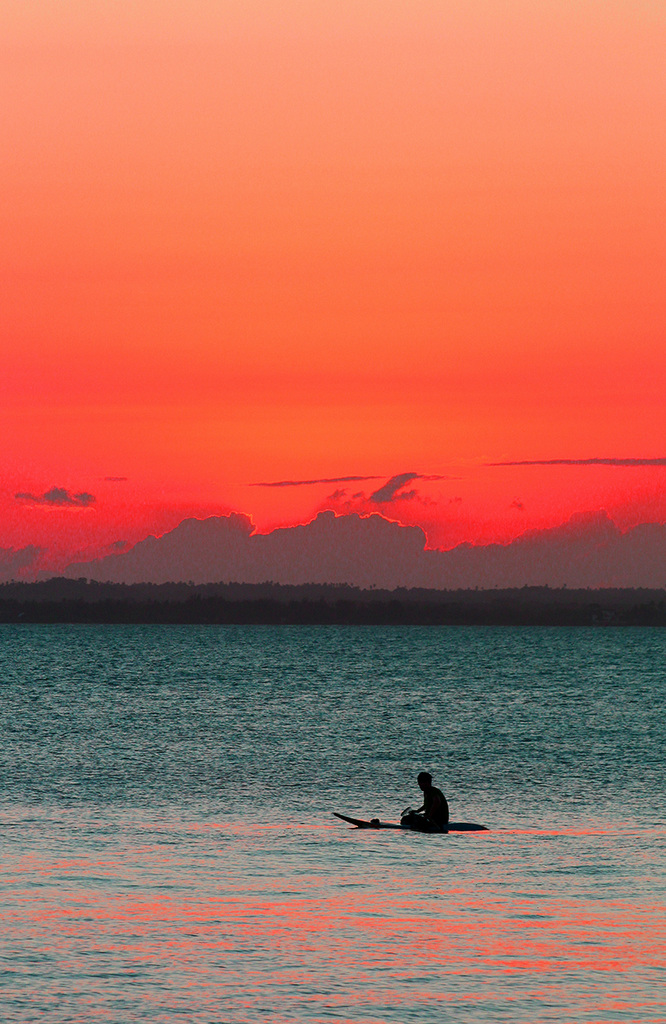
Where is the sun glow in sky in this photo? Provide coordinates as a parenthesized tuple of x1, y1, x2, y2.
(2, 1, 665, 569)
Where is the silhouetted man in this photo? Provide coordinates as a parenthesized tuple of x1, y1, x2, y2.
(402, 771, 449, 832)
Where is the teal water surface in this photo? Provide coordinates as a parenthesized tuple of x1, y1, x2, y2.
(0, 625, 664, 1022)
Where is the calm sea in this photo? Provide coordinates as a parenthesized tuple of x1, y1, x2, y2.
(0, 624, 664, 1023)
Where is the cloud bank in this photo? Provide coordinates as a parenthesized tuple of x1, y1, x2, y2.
(61, 509, 666, 589)
(0, 545, 42, 582)
(63, 512, 425, 589)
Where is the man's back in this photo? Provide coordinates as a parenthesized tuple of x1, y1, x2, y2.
(424, 785, 449, 826)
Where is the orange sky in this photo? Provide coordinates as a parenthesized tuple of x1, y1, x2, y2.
(2, 1, 665, 568)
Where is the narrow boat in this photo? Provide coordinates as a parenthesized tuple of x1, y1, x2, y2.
(333, 812, 488, 832)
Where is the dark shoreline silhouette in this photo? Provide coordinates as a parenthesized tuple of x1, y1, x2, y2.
(1, 579, 665, 625)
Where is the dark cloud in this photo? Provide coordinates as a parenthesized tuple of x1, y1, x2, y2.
(0, 544, 42, 581)
(252, 475, 382, 488)
(61, 508, 666, 589)
(369, 473, 420, 503)
(109, 540, 130, 550)
(63, 511, 426, 589)
(104, 476, 128, 482)
(511, 499, 525, 510)
(490, 458, 666, 467)
(15, 487, 95, 507)
(254, 471, 454, 498)
(368, 472, 455, 504)
(326, 489, 348, 501)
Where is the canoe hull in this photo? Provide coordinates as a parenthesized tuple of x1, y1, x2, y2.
(333, 812, 488, 832)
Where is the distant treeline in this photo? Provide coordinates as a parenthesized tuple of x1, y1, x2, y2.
(1, 579, 665, 625)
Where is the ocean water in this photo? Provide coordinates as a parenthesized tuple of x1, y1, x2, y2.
(0, 624, 664, 1024)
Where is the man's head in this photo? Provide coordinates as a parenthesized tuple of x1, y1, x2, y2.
(417, 771, 432, 791)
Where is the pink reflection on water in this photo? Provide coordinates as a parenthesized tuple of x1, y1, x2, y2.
(3, 822, 664, 1022)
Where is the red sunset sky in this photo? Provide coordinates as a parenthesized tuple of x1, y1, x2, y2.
(2, 1, 665, 574)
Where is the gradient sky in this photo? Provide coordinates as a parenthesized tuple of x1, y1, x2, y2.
(2, 1, 665, 569)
